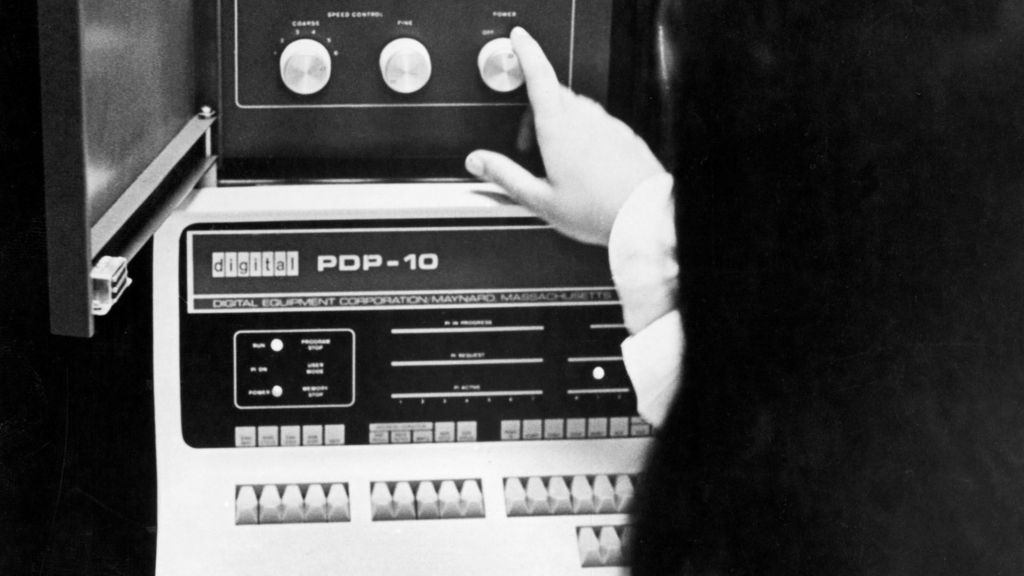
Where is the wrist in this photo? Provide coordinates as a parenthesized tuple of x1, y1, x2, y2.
(608, 172, 677, 334)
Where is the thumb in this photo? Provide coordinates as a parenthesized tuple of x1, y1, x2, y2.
(466, 150, 552, 212)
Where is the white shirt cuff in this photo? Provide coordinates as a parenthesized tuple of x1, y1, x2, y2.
(621, 309, 683, 428)
(607, 172, 677, 334)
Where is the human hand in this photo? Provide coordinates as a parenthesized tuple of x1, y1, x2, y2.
(465, 27, 667, 246)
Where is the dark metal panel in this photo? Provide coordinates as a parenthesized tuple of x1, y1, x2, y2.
(79, 0, 196, 228)
(38, 0, 198, 337)
(39, 0, 93, 337)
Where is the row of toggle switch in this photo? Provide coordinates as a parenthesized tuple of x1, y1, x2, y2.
(280, 36, 524, 96)
(577, 525, 631, 568)
(236, 483, 350, 525)
(504, 475, 635, 516)
(372, 479, 484, 521)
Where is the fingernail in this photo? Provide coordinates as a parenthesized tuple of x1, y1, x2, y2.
(510, 27, 529, 41)
(465, 154, 484, 177)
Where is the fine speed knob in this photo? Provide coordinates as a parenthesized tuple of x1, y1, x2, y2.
(477, 37, 524, 93)
(279, 38, 332, 95)
(380, 38, 432, 94)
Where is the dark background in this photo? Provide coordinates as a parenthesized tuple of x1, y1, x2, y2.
(10, 0, 1023, 574)
(1, 3, 157, 574)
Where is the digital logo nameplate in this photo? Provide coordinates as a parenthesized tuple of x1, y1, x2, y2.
(186, 224, 618, 314)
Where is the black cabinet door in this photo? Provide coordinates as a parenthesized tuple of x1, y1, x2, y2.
(39, 0, 213, 337)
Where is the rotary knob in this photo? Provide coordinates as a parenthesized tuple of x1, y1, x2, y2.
(380, 38, 432, 94)
(477, 37, 524, 93)
(279, 38, 332, 95)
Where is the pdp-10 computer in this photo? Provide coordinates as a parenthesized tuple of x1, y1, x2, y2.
(152, 1, 653, 574)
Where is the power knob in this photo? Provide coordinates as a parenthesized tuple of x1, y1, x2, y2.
(279, 38, 332, 95)
(380, 38, 432, 94)
(477, 38, 524, 93)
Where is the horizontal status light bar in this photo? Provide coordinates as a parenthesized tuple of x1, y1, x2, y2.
(589, 323, 626, 330)
(566, 356, 623, 364)
(391, 358, 545, 367)
(391, 326, 545, 335)
(566, 388, 632, 395)
(391, 390, 543, 399)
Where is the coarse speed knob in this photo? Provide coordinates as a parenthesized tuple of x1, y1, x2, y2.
(478, 37, 524, 93)
(279, 38, 332, 95)
(380, 38, 432, 94)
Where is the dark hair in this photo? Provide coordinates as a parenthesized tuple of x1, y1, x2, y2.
(632, 1, 1024, 574)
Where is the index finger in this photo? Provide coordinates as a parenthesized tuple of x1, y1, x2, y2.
(510, 27, 563, 119)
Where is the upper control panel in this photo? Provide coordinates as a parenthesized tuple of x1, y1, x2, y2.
(219, 0, 615, 176)
(278, 35, 518, 97)
(231, 0, 579, 107)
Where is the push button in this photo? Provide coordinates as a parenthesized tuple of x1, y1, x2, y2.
(587, 418, 608, 438)
(504, 477, 529, 516)
(547, 476, 573, 515)
(609, 417, 630, 438)
(522, 419, 542, 440)
(326, 483, 350, 522)
(566, 418, 587, 439)
(281, 485, 305, 523)
(456, 421, 477, 442)
(570, 475, 596, 515)
(614, 475, 635, 513)
(303, 484, 327, 522)
(434, 422, 455, 442)
(599, 526, 624, 566)
(392, 482, 417, 520)
(524, 477, 550, 515)
(592, 475, 617, 514)
(630, 416, 652, 437)
(543, 419, 565, 440)
(500, 420, 522, 441)
(302, 425, 323, 446)
(459, 480, 485, 518)
(371, 482, 395, 520)
(415, 481, 440, 519)
(577, 527, 602, 567)
(280, 426, 301, 447)
(324, 424, 346, 445)
(258, 485, 283, 523)
(437, 480, 462, 519)
(235, 486, 259, 525)
(257, 426, 279, 447)
(620, 526, 633, 560)
(235, 427, 256, 448)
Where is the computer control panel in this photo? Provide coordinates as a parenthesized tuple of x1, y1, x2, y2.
(178, 217, 644, 449)
(152, 3, 647, 575)
(218, 0, 615, 171)
(153, 185, 651, 576)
